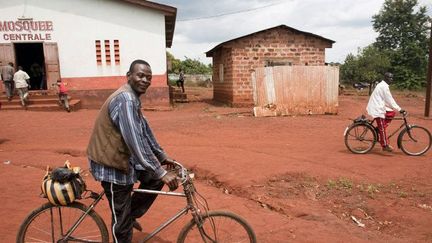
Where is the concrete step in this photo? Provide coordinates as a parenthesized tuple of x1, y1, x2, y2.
(1, 93, 81, 112)
(170, 88, 189, 103)
(1, 99, 81, 112)
(172, 92, 187, 99)
(172, 99, 189, 103)
(0, 94, 59, 101)
(0, 89, 83, 112)
(0, 97, 72, 106)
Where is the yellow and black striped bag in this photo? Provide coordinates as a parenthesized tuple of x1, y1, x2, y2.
(41, 162, 86, 206)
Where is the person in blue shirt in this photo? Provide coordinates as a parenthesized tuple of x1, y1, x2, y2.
(87, 59, 178, 243)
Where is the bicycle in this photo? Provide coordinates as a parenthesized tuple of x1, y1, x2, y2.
(16, 161, 257, 243)
(344, 112, 432, 156)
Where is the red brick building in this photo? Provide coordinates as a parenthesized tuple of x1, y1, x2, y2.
(206, 25, 335, 106)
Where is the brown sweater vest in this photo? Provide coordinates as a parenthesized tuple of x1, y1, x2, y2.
(87, 84, 135, 173)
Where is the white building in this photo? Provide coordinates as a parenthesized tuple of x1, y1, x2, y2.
(0, 0, 176, 107)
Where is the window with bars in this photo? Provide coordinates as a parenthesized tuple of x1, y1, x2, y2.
(114, 40, 120, 65)
(95, 40, 102, 65)
(95, 39, 120, 66)
(104, 40, 111, 65)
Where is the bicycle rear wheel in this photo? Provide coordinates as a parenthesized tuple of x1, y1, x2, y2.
(344, 123, 376, 154)
(177, 210, 257, 243)
(16, 202, 109, 243)
(398, 125, 432, 156)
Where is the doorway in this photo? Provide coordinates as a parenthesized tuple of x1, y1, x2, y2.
(14, 43, 46, 90)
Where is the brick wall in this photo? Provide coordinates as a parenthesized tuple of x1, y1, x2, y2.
(212, 27, 332, 106)
(212, 47, 234, 102)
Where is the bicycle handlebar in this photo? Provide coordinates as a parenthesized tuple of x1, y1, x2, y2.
(169, 160, 191, 185)
(397, 111, 408, 120)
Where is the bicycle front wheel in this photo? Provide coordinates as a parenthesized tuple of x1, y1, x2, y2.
(398, 125, 432, 156)
(16, 202, 109, 243)
(344, 123, 376, 154)
(177, 210, 257, 243)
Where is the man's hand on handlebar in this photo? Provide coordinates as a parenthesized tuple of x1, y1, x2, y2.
(400, 109, 407, 115)
(161, 170, 178, 191)
(161, 158, 177, 170)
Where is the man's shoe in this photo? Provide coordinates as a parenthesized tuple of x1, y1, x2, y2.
(382, 145, 393, 152)
(133, 220, 142, 231)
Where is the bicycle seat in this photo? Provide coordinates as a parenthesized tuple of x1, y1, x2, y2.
(353, 114, 369, 123)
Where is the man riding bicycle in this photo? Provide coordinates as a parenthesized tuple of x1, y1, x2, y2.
(366, 72, 405, 152)
(87, 60, 179, 242)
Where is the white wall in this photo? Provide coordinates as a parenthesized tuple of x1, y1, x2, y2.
(0, 0, 168, 77)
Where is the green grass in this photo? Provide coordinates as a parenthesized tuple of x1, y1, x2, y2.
(326, 177, 353, 190)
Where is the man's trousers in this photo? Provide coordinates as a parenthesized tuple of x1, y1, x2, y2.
(375, 110, 396, 147)
(101, 170, 164, 243)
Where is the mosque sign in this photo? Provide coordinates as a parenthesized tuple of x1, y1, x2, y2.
(0, 19, 53, 41)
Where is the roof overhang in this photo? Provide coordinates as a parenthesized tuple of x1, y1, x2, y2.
(206, 25, 335, 57)
(121, 0, 177, 48)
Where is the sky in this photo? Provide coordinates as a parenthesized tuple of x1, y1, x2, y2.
(155, 0, 432, 65)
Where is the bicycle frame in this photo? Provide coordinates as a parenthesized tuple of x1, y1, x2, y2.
(345, 111, 432, 156)
(134, 165, 210, 242)
(54, 189, 192, 242)
(20, 160, 257, 243)
(371, 114, 418, 144)
(59, 164, 207, 243)
(133, 188, 192, 242)
(60, 191, 106, 241)
(382, 117, 406, 141)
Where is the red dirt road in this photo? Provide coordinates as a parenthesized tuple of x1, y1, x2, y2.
(1, 88, 432, 242)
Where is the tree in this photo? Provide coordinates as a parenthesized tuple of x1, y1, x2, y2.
(180, 57, 212, 74)
(340, 45, 391, 85)
(166, 51, 212, 74)
(340, 53, 358, 84)
(166, 51, 181, 72)
(372, 0, 430, 89)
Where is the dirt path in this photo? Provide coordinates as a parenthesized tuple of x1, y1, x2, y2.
(1, 88, 431, 242)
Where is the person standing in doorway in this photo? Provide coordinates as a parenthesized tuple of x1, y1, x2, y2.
(176, 68, 185, 93)
(1, 62, 15, 101)
(30, 62, 44, 90)
(13, 66, 31, 108)
(366, 72, 405, 152)
(87, 59, 178, 242)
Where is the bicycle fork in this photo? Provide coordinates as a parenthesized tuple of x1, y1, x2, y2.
(405, 125, 418, 142)
(192, 210, 217, 243)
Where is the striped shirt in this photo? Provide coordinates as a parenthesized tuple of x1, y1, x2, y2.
(89, 88, 167, 185)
